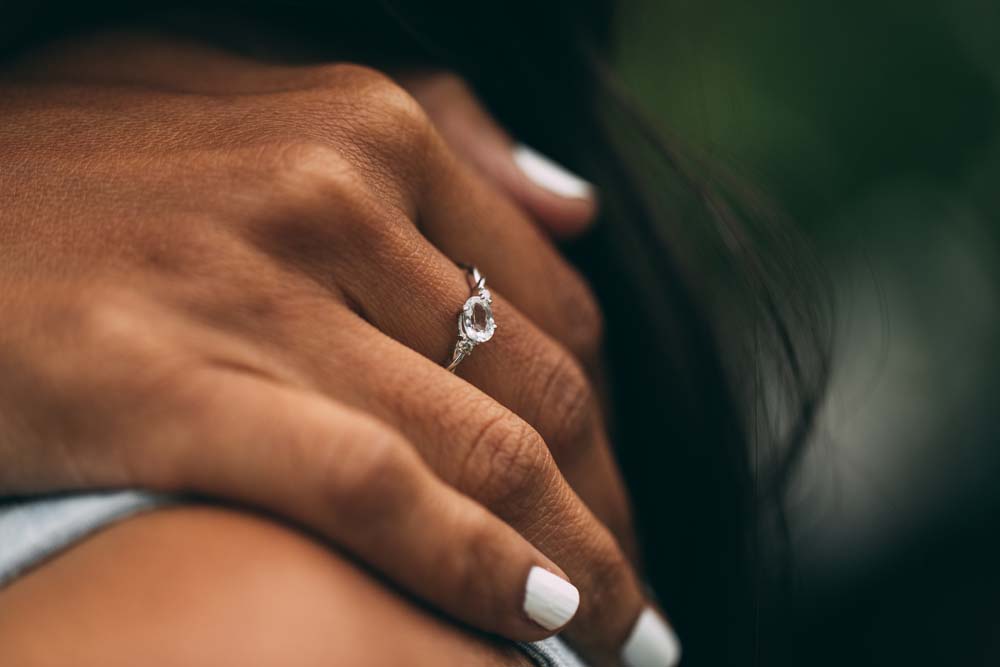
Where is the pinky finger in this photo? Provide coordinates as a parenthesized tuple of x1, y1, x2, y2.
(160, 368, 580, 641)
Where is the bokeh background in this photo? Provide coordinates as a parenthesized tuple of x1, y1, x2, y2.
(616, 1, 1000, 664)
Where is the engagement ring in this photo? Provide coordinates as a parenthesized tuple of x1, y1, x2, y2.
(446, 265, 496, 372)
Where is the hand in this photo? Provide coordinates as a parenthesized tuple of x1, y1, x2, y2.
(1, 33, 676, 666)
(16, 31, 634, 553)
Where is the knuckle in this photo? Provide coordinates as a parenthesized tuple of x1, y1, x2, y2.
(6, 288, 166, 488)
(70, 288, 158, 353)
(532, 351, 597, 465)
(316, 65, 435, 178)
(305, 63, 433, 149)
(444, 511, 507, 621)
(259, 140, 358, 204)
(584, 537, 636, 625)
(308, 63, 399, 94)
(245, 66, 433, 228)
(318, 421, 417, 522)
(247, 139, 395, 254)
(355, 69, 434, 143)
(139, 221, 242, 278)
(56, 296, 193, 488)
(459, 407, 552, 516)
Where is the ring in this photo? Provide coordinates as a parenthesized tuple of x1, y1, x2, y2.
(445, 265, 497, 372)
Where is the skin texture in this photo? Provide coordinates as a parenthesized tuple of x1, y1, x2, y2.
(0, 506, 533, 667)
(0, 31, 658, 664)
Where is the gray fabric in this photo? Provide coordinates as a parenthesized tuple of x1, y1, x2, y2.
(0, 491, 587, 667)
(517, 636, 587, 667)
(0, 490, 166, 587)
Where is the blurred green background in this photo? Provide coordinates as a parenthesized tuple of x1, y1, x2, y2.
(615, 1, 1000, 663)
(4, 0, 996, 661)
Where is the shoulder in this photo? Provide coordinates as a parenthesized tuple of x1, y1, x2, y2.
(0, 505, 532, 667)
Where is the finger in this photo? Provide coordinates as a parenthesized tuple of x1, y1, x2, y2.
(280, 310, 676, 666)
(409, 138, 635, 550)
(149, 368, 581, 641)
(418, 142, 606, 375)
(399, 72, 597, 238)
(329, 226, 635, 555)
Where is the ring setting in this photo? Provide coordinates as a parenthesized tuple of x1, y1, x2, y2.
(446, 265, 496, 372)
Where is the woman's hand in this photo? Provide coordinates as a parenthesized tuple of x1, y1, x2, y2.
(1, 34, 676, 666)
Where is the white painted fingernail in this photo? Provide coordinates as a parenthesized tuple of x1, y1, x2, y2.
(523, 566, 580, 631)
(622, 607, 682, 667)
(513, 144, 593, 199)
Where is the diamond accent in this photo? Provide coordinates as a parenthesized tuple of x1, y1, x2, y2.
(460, 295, 496, 344)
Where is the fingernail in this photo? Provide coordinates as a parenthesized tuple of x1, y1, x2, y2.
(523, 566, 580, 631)
(621, 607, 682, 667)
(513, 144, 593, 200)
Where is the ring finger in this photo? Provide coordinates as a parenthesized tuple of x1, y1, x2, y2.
(276, 305, 666, 666)
(330, 219, 636, 558)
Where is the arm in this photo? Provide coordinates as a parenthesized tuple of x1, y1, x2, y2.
(0, 505, 535, 666)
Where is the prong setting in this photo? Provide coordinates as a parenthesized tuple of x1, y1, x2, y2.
(446, 266, 496, 372)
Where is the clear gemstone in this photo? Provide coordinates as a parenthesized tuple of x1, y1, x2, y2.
(461, 296, 496, 343)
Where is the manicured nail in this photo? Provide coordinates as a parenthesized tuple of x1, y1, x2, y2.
(513, 144, 594, 200)
(621, 607, 681, 667)
(523, 566, 580, 631)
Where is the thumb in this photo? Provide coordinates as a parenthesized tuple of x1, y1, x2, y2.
(400, 72, 597, 238)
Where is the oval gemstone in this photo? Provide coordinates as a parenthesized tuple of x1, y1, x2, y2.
(461, 296, 496, 343)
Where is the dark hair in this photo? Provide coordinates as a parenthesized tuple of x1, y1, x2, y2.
(359, 2, 832, 663)
(3, 1, 832, 663)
